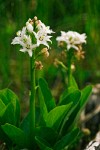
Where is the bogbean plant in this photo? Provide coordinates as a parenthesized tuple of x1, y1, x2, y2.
(0, 16, 92, 150)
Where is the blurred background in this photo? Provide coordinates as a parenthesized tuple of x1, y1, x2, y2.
(0, 0, 100, 94)
(0, 0, 100, 149)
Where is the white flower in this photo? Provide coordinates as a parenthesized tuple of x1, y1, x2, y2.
(56, 31, 67, 43)
(56, 31, 87, 50)
(19, 44, 36, 57)
(26, 19, 33, 33)
(11, 27, 36, 57)
(33, 20, 54, 48)
(36, 20, 54, 34)
(11, 17, 54, 57)
(19, 35, 37, 57)
(11, 27, 26, 45)
(33, 29, 52, 48)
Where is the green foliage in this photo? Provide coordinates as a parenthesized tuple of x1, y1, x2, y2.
(39, 78, 56, 112)
(59, 90, 81, 105)
(53, 128, 80, 150)
(80, 85, 92, 108)
(0, 75, 92, 149)
(0, 103, 15, 125)
(0, 89, 20, 126)
(1, 123, 29, 148)
(35, 127, 58, 146)
(20, 113, 30, 135)
(0, 89, 21, 148)
(45, 104, 72, 130)
(60, 85, 92, 135)
(35, 136, 53, 150)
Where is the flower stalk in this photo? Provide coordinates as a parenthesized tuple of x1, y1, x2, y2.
(11, 16, 54, 148)
(30, 52, 36, 142)
(67, 50, 73, 87)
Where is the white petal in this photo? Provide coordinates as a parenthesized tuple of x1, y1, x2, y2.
(21, 27, 26, 36)
(19, 48, 26, 52)
(11, 37, 20, 45)
(67, 44, 71, 50)
(72, 45, 79, 50)
(28, 50, 33, 57)
(26, 22, 33, 33)
(42, 42, 49, 48)
(32, 44, 37, 49)
(33, 31, 37, 39)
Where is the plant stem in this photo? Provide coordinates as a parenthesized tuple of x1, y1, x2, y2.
(67, 51, 72, 87)
(30, 53, 36, 143)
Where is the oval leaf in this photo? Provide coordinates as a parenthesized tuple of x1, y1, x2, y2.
(0, 89, 20, 126)
(0, 103, 15, 125)
(59, 90, 81, 106)
(35, 126, 58, 146)
(45, 104, 72, 130)
(54, 128, 80, 150)
(80, 85, 92, 108)
(1, 123, 29, 148)
(35, 136, 53, 150)
(39, 78, 56, 112)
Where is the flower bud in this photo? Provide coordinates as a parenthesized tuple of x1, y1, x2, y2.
(82, 128, 91, 136)
(71, 64, 75, 71)
(75, 49, 85, 60)
(26, 19, 33, 33)
(34, 16, 38, 21)
(41, 48, 49, 57)
(16, 31, 21, 37)
(35, 61, 43, 70)
(35, 20, 40, 26)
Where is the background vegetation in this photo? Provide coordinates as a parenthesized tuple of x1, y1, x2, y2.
(0, 0, 100, 107)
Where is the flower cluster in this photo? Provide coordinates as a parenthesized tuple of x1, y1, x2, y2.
(11, 17, 87, 64)
(56, 31, 87, 51)
(11, 17, 54, 57)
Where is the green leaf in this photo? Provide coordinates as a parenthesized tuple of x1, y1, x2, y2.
(60, 86, 76, 101)
(64, 85, 92, 132)
(61, 85, 92, 134)
(67, 85, 92, 130)
(69, 75, 78, 89)
(0, 126, 12, 146)
(20, 113, 30, 135)
(0, 89, 20, 126)
(35, 136, 53, 150)
(0, 103, 15, 125)
(39, 78, 56, 112)
(80, 85, 92, 108)
(45, 104, 72, 130)
(1, 123, 29, 148)
(20, 106, 41, 136)
(0, 99, 6, 113)
(61, 102, 80, 135)
(38, 88, 48, 124)
(53, 128, 80, 150)
(59, 90, 81, 106)
(35, 127, 58, 146)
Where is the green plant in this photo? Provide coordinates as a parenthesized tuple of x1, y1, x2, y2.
(0, 17, 92, 150)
